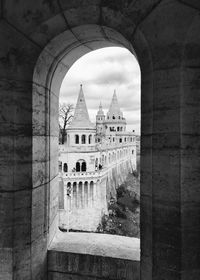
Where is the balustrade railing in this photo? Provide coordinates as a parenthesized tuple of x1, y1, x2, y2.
(60, 169, 107, 179)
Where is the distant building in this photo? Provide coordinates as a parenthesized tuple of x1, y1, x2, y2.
(59, 85, 136, 231)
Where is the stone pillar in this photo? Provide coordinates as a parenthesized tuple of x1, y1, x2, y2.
(135, 3, 200, 279)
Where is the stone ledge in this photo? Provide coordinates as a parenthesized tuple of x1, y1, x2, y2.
(49, 232, 140, 261)
(48, 232, 140, 279)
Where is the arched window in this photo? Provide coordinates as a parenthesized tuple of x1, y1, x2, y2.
(63, 163, 68, 172)
(67, 182, 71, 197)
(119, 138, 122, 143)
(76, 162, 80, 172)
(84, 182, 88, 207)
(117, 127, 120, 131)
(79, 182, 83, 208)
(112, 116, 115, 119)
(81, 161, 87, 172)
(73, 182, 77, 208)
(75, 134, 79, 144)
(81, 134, 86, 144)
(88, 134, 92, 144)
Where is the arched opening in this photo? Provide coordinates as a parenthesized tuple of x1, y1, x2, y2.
(89, 181, 94, 207)
(78, 182, 83, 208)
(88, 134, 92, 144)
(81, 161, 87, 172)
(63, 163, 68, 172)
(33, 23, 144, 280)
(76, 162, 80, 172)
(84, 182, 89, 207)
(81, 134, 86, 144)
(73, 182, 77, 208)
(75, 134, 79, 144)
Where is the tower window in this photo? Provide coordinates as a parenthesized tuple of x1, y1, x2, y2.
(75, 134, 79, 144)
(76, 162, 80, 172)
(88, 134, 92, 144)
(81, 134, 86, 144)
(82, 161, 87, 172)
(76, 160, 87, 172)
(63, 163, 68, 172)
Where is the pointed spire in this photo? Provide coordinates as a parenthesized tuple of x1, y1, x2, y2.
(69, 84, 94, 129)
(108, 89, 122, 116)
(99, 102, 102, 109)
(97, 102, 104, 115)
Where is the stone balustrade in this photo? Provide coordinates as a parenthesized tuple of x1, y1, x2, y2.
(61, 169, 107, 179)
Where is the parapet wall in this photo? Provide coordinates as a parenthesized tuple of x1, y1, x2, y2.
(48, 251, 140, 280)
(59, 159, 135, 232)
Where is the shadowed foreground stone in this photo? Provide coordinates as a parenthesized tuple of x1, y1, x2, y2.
(48, 232, 140, 280)
(0, 0, 200, 279)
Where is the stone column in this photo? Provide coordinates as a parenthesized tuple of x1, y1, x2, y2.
(134, 3, 200, 279)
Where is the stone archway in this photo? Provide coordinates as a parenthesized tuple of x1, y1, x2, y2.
(32, 23, 150, 279)
(2, 1, 199, 280)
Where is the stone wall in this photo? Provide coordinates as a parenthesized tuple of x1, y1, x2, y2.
(1, 1, 200, 279)
(59, 159, 134, 231)
(48, 251, 140, 280)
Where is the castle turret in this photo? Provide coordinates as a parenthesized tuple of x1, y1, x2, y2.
(69, 84, 94, 129)
(66, 85, 96, 147)
(105, 90, 126, 133)
(96, 102, 105, 137)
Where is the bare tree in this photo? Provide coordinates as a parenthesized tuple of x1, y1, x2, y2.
(59, 103, 74, 144)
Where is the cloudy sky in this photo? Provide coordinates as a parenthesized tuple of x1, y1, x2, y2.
(60, 47, 141, 134)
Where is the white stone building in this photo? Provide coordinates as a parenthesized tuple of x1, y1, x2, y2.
(59, 85, 136, 231)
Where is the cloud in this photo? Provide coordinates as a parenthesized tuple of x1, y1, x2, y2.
(93, 71, 130, 86)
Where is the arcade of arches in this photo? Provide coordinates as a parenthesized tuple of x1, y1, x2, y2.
(1, 1, 200, 280)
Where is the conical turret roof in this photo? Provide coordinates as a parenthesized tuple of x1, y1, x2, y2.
(69, 85, 94, 129)
(107, 90, 122, 116)
(97, 102, 104, 115)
